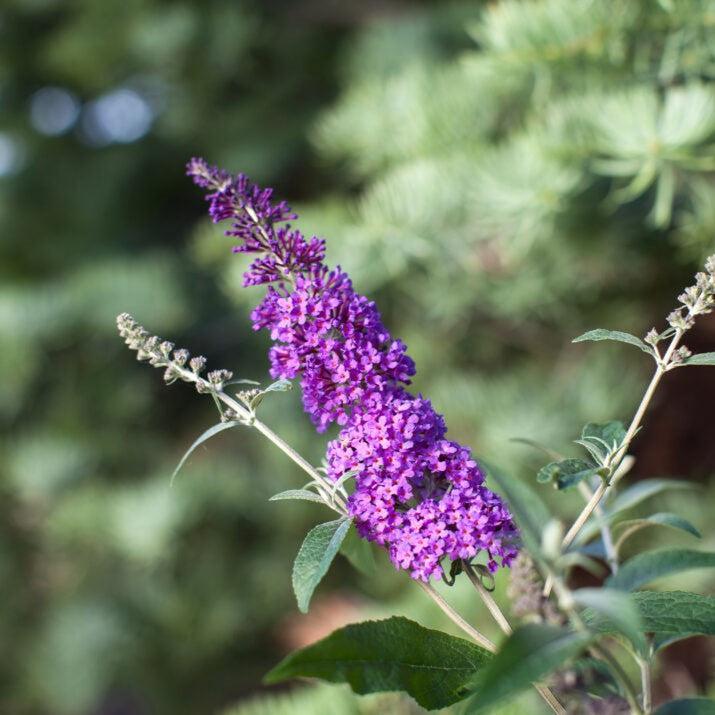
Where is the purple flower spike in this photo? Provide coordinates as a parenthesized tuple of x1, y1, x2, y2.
(189, 158, 517, 581)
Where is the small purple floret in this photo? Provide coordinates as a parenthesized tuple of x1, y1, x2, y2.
(187, 158, 518, 581)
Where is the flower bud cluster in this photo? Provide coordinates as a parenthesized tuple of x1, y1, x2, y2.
(116, 313, 214, 391)
(506, 552, 563, 624)
(186, 159, 517, 581)
(666, 255, 715, 332)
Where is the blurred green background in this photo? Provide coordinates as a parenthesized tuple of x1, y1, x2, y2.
(2, 1, 714, 713)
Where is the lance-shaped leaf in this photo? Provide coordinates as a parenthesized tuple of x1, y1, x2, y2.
(265, 616, 491, 711)
(269, 489, 325, 504)
(614, 512, 701, 553)
(682, 352, 715, 366)
(585, 591, 715, 638)
(572, 329, 653, 355)
(653, 698, 715, 714)
(464, 624, 591, 713)
(292, 518, 351, 613)
(171, 421, 242, 485)
(577, 479, 699, 544)
(607, 549, 715, 591)
(607, 479, 699, 515)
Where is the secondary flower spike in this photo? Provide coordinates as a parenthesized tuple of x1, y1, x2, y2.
(187, 158, 517, 581)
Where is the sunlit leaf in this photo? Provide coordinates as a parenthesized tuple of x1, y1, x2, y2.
(269, 489, 325, 504)
(292, 518, 351, 613)
(572, 329, 653, 354)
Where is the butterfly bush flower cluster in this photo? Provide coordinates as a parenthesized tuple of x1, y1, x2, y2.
(187, 158, 517, 581)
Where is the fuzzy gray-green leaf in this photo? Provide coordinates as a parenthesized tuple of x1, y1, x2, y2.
(607, 549, 715, 591)
(682, 352, 715, 366)
(265, 616, 491, 710)
(269, 489, 325, 504)
(292, 518, 351, 613)
(537, 458, 601, 490)
(615, 512, 701, 550)
(572, 329, 653, 354)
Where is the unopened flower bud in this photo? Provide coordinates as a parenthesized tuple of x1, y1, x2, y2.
(644, 328, 659, 345)
(159, 341, 175, 359)
(207, 369, 233, 386)
(172, 349, 190, 366)
(190, 356, 207, 374)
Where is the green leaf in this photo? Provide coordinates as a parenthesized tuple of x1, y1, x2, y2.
(480, 459, 550, 553)
(607, 479, 698, 515)
(638, 591, 715, 635)
(249, 379, 293, 409)
(607, 549, 715, 591)
(615, 512, 701, 551)
(582, 421, 626, 444)
(682, 352, 715, 366)
(584, 591, 715, 638)
(572, 588, 645, 651)
(578, 479, 698, 544)
(269, 489, 325, 504)
(263, 378, 292, 392)
(537, 458, 603, 490)
(339, 524, 377, 576)
(170, 421, 242, 486)
(653, 699, 715, 714)
(572, 329, 653, 355)
(292, 518, 351, 613)
(265, 616, 491, 710)
(464, 625, 591, 713)
(581, 421, 627, 448)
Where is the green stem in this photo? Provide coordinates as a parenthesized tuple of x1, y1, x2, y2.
(544, 326, 685, 596)
(171, 362, 348, 515)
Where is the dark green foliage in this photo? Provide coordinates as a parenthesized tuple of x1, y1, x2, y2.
(585, 590, 715, 637)
(265, 616, 491, 710)
(653, 699, 715, 715)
